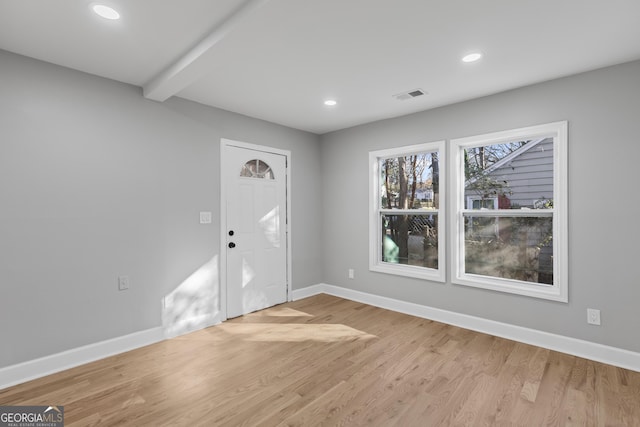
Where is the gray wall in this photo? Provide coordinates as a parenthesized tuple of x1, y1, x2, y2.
(321, 60, 640, 353)
(0, 50, 322, 368)
(2, 47, 639, 369)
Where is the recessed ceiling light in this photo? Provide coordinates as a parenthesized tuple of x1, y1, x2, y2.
(92, 4, 120, 20)
(462, 52, 483, 63)
(324, 100, 337, 106)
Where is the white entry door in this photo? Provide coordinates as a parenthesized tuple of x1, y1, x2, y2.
(223, 143, 288, 318)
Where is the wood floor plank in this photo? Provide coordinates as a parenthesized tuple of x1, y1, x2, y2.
(1, 294, 639, 426)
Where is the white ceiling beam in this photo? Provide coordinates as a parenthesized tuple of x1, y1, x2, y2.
(143, 0, 270, 102)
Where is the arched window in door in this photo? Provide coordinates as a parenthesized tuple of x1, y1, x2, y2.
(240, 159, 274, 179)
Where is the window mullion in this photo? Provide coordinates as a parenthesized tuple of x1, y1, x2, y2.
(461, 209, 553, 217)
(380, 209, 439, 215)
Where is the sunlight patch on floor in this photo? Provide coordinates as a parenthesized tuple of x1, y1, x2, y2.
(250, 307, 314, 317)
(216, 323, 377, 342)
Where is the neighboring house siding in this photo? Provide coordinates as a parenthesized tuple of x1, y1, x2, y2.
(465, 138, 554, 208)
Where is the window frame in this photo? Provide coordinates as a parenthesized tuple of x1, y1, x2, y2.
(450, 121, 568, 302)
(369, 141, 446, 282)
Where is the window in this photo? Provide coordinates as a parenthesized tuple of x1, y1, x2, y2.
(450, 122, 568, 301)
(467, 196, 498, 210)
(369, 141, 445, 282)
(241, 159, 274, 179)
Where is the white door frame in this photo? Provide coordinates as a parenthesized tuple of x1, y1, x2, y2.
(219, 138, 292, 321)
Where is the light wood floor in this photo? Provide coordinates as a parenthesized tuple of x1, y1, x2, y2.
(1, 294, 639, 426)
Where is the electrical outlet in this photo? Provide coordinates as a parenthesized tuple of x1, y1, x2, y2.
(118, 275, 130, 291)
(200, 211, 212, 224)
(587, 308, 601, 325)
(348, 268, 354, 279)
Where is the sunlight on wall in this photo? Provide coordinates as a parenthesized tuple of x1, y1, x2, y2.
(162, 256, 220, 338)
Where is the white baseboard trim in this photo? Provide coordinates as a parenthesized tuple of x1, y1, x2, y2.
(292, 284, 326, 301)
(0, 327, 165, 391)
(293, 283, 640, 373)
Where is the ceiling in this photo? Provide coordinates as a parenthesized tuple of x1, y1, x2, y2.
(1, 0, 640, 134)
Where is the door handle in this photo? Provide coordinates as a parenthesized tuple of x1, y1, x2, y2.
(228, 242, 236, 249)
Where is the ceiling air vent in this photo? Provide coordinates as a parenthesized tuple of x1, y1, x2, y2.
(393, 88, 427, 101)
